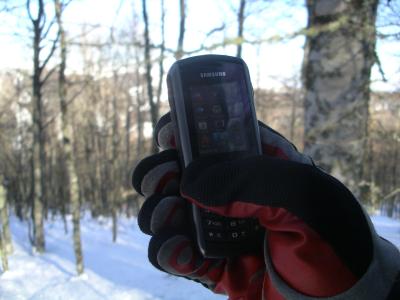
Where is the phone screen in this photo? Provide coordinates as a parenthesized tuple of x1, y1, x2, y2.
(180, 62, 258, 161)
(189, 81, 250, 155)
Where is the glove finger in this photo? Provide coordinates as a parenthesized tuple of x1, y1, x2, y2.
(154, 113, 176, 150)
(148, 231, 225, 289)
(132, 149, 180, 197)
(258, 121, 312, 165)
(138, 194, 189, 235)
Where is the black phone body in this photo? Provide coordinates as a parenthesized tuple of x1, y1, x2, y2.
(167, 55, 263, 258)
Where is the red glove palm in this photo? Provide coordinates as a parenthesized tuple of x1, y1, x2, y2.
(132, 113, 396, 300)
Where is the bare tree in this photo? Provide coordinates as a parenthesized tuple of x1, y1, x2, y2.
(142, 0, 158, 152)
(236, 0, 246, 58)
(134, 50, 145, 159)
(0, 183, 13, 255)
(111, 71, 120, 242)
(0, 227, 8, 273)
(175, 0, 186, 60)
(0, 178, 13, 262)
(27, 0, 61, 253)
(156, 0, 166, 105)
(54, 0, 84, 275)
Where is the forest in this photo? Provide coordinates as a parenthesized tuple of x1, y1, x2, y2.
(0, 0, 399, 278)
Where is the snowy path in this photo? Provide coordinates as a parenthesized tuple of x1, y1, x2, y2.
(1, 214, 399, 300)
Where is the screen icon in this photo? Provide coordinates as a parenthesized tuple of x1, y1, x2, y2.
(212, 105, 222, 114)
(198, 121, 208, 130)
(228, 102, 244, 116)
(214, 120, 225, 130)
(194, 106, 205, 114)
(199, 134, 211, 147)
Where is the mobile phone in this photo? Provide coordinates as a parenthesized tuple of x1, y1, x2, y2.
(167, 54, 263, 258)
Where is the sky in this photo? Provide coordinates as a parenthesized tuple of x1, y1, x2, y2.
(0, 0, 399, 92)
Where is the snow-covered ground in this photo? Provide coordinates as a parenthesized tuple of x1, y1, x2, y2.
(0, 215, 224, 300)
(0, 214, 399, 300)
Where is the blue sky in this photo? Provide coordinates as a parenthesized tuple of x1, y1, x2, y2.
(0, 0, 398, 91)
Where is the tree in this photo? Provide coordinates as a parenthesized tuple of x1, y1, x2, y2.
(302, 0, 379, 202)
(236, 0, 246, 57)
(54, 0, 84, 275)
(156, 0, 166, 107)
(142, 0, 158, 153)
(0, 227, 8, 273)
(175, 0, 186, 60)
(27, 0, 61, 253)
(0, 182, 13, 255)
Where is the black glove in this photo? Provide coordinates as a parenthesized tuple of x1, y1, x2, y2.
(132, 113, 400, 300)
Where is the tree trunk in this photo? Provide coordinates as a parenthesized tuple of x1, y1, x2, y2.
(302, 0, 378, 200)
(125, 92, 132, 165)
(236, 0, 246, 58)
(134, 51, 144, 159)
(289, 91, 298, 142)
(111, 72, 120, 242)
(55, 0, 84, 275)
(0, 228, 8, 273)
(157, 0, 166, 105)
(142, 0, 158, 153)
(112, 208, 117, 242)
(32, 11, 46, 253)
(175, 0, 185, 60)
(0, 187, 13, 255)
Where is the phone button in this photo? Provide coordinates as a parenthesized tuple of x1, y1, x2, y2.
(227, 219, 248, 230)
(228, 230, 248, 241)
(205, 230, 226, 241)
(203, 219, 224, 229)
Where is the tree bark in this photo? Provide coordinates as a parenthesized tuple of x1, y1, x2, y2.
(302, 0, 378, 201)
(55, 0, 84, 275)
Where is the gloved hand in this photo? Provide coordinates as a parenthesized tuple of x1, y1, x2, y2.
(132, 113, 400, 300)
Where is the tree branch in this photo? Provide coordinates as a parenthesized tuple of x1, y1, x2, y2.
(382, 188, 400, 201)
(43, 78, 90, 129)
(26, 0, 35, 22)
(42, 17, 57, 40)
(206, 23, 226, 37)
(40, 64, 58, 85)
(40, 30, 60, 70)
(374, 50, 387, 82)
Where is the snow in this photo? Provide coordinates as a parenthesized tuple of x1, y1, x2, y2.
(370, 215, 400, 247)
(1, 214, 399, 300)
(0, 215, 224, 300)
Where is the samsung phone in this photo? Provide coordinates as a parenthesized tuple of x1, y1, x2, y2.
(167, 54, 263, 258)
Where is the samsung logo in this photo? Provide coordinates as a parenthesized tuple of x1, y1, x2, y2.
(200, 71, 226, 78)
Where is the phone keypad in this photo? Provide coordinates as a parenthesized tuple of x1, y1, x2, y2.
(201, 210, 262, 242)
